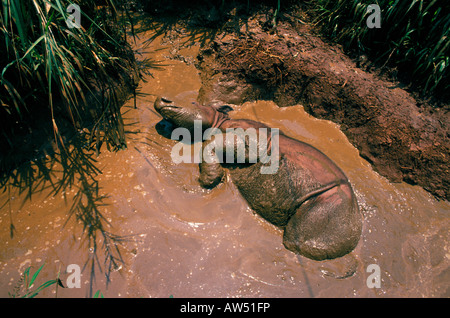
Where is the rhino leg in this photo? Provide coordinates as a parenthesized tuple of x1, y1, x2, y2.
(198, 138, 225, 189)
(283, 183, 362, 260)
(198, 161, 225, 189)
(198, 130, 258, 189)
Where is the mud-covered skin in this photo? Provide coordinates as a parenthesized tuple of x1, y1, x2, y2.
(154, 97, 362, 260)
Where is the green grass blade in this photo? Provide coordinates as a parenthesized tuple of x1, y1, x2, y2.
(93, 290, 104, 298)
(9, 0, 28, 47)
(28, 279, 58, 298)
(28, 263, 45, 288)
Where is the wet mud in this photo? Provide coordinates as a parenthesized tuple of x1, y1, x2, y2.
(0, 24, 449, 298)
(196, 12, 449, 201)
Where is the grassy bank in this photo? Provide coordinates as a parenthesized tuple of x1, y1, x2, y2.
(0, 0, 137, 162)
(139, 0, 449, 102)
(310, 0, 449, 102)
(1, 0, 139, 284)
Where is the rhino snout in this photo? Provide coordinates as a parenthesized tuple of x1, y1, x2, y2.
(154, 96, 178, 113)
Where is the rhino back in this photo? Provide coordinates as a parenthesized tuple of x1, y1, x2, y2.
(225, 134, 349, 227)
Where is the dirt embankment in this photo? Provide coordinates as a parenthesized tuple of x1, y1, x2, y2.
(196, 12, 449, 201)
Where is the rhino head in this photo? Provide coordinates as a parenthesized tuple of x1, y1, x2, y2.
(154, 97, 233, 134)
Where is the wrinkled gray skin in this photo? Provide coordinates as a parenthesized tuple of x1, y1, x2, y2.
(154, 97, 362, 260)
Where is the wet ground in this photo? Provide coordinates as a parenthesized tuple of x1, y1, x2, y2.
(0, 27, 449, 298)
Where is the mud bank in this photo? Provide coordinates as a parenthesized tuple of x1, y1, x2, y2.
(196, 12, 449, 201)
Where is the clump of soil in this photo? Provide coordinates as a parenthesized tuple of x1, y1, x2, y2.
(196, 11, 449, 200)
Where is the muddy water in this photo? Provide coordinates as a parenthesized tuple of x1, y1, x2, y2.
(0, 28, 449, 298)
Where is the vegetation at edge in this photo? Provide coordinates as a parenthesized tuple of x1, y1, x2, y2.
(311, 0, 449, 101)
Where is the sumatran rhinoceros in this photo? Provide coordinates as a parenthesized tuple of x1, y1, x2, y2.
(154, 97, 362, 260)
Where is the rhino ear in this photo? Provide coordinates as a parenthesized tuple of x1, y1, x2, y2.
(216, 105, 234, 114)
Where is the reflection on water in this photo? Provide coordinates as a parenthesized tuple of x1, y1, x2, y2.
(0, 28, 449, 298)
